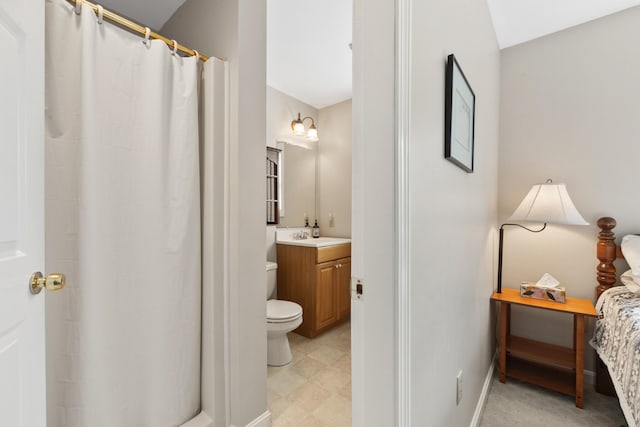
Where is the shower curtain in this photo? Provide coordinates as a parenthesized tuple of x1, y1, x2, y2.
(44, 1, 201, 425)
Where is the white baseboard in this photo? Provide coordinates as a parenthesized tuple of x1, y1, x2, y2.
(584, 369, 595, 385)
(237, 410, 271, 427)
(180, 411, 213, 427)
(470, 354, 497, 427)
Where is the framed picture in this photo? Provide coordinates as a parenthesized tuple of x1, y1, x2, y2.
(444, 54, 475, 173)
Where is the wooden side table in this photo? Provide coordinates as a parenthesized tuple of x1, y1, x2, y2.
(491, 288, 598, 408)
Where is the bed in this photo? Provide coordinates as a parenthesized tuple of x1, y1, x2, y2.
(592, 216, 640, 427)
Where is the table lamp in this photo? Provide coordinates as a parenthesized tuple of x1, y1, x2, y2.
(497, 179, 588, 293)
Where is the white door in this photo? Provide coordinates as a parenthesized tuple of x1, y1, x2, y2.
(0, 0, 46, 426)
(352, 0, 397, 425)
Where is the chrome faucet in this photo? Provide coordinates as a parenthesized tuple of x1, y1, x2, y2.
(292, 231, 309, 240)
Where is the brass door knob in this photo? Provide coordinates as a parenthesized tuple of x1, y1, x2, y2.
(30, 272, 66, 295)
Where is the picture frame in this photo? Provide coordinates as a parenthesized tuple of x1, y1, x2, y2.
(444, 54, 475, 173)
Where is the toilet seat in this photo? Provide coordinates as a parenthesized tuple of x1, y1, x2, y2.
(267, 299, 302, 323)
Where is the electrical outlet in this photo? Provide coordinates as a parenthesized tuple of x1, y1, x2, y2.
(456, 370, 463, 405)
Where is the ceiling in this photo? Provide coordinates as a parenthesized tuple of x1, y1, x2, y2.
(94, 0, 186, 31)
(93, 0, 640, 108)
(267, 0, 353, 109)
(487, 0, 640, 48)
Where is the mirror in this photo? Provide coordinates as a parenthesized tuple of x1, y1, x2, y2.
(278, 142, 316, 227)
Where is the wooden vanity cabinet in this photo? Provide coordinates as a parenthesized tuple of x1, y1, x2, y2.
(276, 242, 351, 338)
(335, 257, 352, 321)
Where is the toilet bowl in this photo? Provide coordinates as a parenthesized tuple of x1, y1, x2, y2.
(267, 300, 303, 366)
(266, 262, 303, 366)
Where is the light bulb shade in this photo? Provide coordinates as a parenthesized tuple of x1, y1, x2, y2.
(307, 126, 318, 141)
(508, 182, 588, 225)
(291, 113, 319, 141)
(292, 121, 305, 136)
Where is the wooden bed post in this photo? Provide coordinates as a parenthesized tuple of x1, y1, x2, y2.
(595, 217, 619, 396)
(596, 217, 617, 299)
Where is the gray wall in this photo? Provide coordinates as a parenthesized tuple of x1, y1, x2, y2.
(352, 0, 500, 423)
(266, 86, 318, 229)
(499, 6, 640, 371)
(265, 88, 353, 262)
(163, 0, 268, 425)
(407, 0, 500, 424)
(318, 99, 352, 238)
(265, 87, 318, 263)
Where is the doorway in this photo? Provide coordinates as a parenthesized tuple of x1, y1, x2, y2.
(266, 0, 354, 425)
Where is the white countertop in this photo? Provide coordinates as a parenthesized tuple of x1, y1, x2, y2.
(276, 236, 351, 248)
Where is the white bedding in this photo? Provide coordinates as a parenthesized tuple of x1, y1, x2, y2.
(591, 286, 640, 427)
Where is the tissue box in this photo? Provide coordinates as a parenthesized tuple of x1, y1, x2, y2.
(520, 284, 566, 303)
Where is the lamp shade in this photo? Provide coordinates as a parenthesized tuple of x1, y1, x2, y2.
(508, 181, 588, 226)
(293, 122, 305, 136)
(307, 126, 318, 141)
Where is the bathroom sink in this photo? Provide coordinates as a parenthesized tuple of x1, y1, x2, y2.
(276, 236, 351, 248)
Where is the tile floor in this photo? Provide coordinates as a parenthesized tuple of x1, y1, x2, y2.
(268, 320, 351, 427)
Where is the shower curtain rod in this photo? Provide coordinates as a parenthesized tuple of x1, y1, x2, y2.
(66, 0, 219, 62)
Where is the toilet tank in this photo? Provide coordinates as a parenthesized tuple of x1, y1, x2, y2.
(266, 261, 278, 300)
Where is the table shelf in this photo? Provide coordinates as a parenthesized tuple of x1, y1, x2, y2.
(506, 356, 576, 397)
(491, 289, 597, 409)
(507, 335, 576, 370)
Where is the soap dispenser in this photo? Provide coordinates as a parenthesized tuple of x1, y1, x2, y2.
(304, 215, 312, 237)
(312, 220, 320, 238)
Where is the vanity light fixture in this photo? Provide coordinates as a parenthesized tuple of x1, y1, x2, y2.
(291, 113, 319, 142)
(497, 179, 588, 293)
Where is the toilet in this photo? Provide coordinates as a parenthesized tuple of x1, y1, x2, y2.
(266, 261, 303, 366)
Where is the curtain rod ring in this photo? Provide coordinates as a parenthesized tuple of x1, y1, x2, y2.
(193, 50, 199, 61)
(96, 5, 104, 24)
(143, 27, 151, 46)
(171, 40, 179, 56)
(75, 0, 82, 15)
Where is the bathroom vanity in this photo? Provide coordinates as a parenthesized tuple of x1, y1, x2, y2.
(276, 238, 351, 338)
